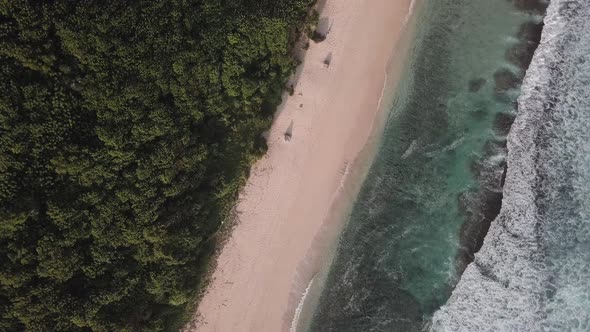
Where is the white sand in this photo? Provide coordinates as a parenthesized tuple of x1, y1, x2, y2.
(185, 1, 414, 331)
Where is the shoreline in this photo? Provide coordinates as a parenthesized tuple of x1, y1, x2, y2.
(184, 1, 414, 331)
(289, 4, 422, 330)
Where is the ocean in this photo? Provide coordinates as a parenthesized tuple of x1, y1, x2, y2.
(433, 0, 590, 330)
(307, 0, 550, 330)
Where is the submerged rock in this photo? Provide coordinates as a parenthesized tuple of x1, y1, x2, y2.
(510, 0, 549, 15)
(493, 68, 520, 93)
(468, 78, 487, 92)
(493, 112, 516, 136)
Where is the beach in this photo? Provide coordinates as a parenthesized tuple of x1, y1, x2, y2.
(184, 0, 413, 331)
(306, 0, 545, 329)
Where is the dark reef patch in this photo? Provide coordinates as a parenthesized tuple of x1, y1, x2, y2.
(470, 107, 488, 120)
(456, 188, 504, 275)
(494, 112, 516, 136)
(494, 68, 521, 93)
(469, 78, 487, 92)
(509, 0, 549, 15)
(518, 21, 544, 45)
(506, 20, 546, 70)
(506, 39, 537, 69)
(457, 137, 507, 276)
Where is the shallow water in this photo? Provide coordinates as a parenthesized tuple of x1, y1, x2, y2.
(308, 1, 542, 330)
(433, 1, 590, 330)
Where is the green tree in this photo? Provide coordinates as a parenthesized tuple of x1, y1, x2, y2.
(0, 0, 314, 330)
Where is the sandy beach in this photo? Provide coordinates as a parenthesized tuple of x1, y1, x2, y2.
(184, 1, 414, 331)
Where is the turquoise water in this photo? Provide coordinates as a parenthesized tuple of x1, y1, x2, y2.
(309, 1, 543, 330)
(434, 0, 590, 330)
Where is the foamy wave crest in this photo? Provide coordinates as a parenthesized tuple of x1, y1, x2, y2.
(404, 0, 418, 25)
(431, 1, 590, 331)
(290, 275, 315, 332)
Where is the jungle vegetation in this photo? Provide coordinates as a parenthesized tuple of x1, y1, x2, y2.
(0, 0, 313, 330)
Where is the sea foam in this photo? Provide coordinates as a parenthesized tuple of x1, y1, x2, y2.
(432, 1, 590, 330)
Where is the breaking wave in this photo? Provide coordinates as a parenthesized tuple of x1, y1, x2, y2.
(432, 1, 590, 330)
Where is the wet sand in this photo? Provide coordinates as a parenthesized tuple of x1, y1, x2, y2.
(184, 1, 414, 331)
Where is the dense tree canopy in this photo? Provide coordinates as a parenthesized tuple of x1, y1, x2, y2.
(0, 0, 313, 330)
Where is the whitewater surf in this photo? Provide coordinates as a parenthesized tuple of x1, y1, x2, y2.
(433, 0, 590, 330)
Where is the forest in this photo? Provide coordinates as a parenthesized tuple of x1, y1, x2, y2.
(0, 0, 313, 330)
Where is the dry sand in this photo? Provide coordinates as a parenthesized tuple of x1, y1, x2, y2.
(185, 0, 414, 331)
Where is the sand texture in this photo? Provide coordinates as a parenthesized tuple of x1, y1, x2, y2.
(184, 0, 413, 331)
